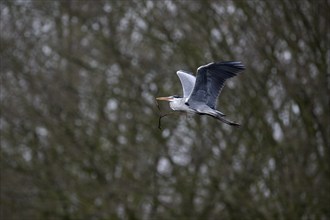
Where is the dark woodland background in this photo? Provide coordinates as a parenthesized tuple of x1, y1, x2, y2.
(1, 0, 329, 219)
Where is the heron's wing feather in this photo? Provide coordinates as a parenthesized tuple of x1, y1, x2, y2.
(187, 61, 245, 109)
(176, 70, 196, 98)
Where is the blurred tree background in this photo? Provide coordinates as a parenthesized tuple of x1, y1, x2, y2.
(1, 0, 329, 219)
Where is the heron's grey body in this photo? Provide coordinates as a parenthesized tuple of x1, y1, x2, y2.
(157, 61, 245, 126)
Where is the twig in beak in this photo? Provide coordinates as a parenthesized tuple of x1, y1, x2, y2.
(156, 99, 163, 129)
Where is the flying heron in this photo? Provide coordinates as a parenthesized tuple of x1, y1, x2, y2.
(156, 61, 245, 127)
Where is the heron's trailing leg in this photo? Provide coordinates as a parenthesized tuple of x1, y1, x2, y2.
(209, 112, 240, 127)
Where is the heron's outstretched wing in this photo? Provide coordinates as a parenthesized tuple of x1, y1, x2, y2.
(176, 70, 196, 98)
(187, 61, 245, 109)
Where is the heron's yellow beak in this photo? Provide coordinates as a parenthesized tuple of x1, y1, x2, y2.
(156, 96, 173, 101)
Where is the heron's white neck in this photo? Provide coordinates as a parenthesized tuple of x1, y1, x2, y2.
(169, 98, 193, 112)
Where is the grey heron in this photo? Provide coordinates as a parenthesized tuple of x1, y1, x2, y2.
(156, 61, 245, 127)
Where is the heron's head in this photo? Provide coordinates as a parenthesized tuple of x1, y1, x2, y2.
(156, 95, 182, 102)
